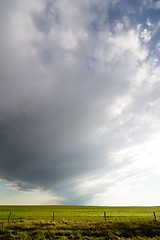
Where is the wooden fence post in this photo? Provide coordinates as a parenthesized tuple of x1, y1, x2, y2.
(53, 212, 55, 221)
(8, 212, 12, 223)
(104, 212, 106, 221)
(153, 212, 156, 222)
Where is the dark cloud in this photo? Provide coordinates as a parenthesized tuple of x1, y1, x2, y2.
(0, 0, 160, 204)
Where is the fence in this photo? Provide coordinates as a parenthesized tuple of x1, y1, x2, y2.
(5, 210, 158, 222)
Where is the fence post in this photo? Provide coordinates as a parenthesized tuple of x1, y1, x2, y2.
(8, 212, 12, 223)
(104, 212, 106, 221)
(153, 212, 156, 222)
(53, 212, 55, 221)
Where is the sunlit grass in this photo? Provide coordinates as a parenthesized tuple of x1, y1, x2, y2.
(0, 205, 159, 221)
(0, 206, 160, 239)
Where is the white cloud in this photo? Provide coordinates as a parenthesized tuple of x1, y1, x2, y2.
(0, 0, 160, 205)
(140, 28, 152, 43)
(148, 0, 160, 9)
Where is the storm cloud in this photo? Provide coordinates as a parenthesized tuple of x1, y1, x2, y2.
(0, 0, 160, 205)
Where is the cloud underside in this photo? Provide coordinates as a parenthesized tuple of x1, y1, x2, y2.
(0, 0, 160, 204)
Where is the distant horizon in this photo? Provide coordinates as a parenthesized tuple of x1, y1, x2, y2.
(0, 204, 159, 207)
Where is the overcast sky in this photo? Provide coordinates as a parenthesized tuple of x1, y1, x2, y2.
(1, 0, 160, 206)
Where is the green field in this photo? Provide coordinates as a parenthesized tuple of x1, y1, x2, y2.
(0, 206, 160, 239)
(0, 205, 159, 221)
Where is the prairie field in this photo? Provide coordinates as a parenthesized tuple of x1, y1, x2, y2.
(0, 205, 160, 221)
(0, 206, 160, 239)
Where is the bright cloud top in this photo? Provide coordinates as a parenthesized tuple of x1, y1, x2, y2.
(0, 0, 160, 205)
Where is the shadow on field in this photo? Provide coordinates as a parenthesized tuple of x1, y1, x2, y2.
(0, 220, 160, 239)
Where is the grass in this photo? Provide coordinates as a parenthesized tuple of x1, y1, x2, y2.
(0, 205, 159, 221)
(0, 219, 160, 239)
(0, 206, 160, 239)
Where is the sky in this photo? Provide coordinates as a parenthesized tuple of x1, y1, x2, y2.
(0, 0, 160, 206)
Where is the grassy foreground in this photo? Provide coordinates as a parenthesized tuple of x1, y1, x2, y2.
(1, 220, 160, 239)
(0, 206, 160, 239)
